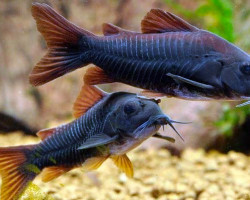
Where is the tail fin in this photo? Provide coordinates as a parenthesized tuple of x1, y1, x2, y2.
(30, 3, 95, 86)
(0, 145, 36, 200)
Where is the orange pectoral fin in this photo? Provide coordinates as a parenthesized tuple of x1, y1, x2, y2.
(84, 66, 115, 85)
(111, 154, 134, 178)
(41, 166, 73, 182)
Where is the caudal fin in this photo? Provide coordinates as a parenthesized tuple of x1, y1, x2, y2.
(0, 145, 36, 200)
(30, 3, 95, 86)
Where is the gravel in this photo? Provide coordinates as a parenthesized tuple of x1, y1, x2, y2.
(0, 133, 249, 200)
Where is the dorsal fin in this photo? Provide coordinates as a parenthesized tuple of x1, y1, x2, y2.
(141, 9, 199, 33)
(37, 127, 57, 140)
(102, 23, 138, 36)
(73, 84, 107, 118)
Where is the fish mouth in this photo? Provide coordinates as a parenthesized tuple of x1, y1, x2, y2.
(133, 114, 190, 141)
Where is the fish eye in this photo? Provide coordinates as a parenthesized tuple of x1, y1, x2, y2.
(124, 102, 137, 115)
(240, 64, 250, 75)
(139, 100, 145, 107)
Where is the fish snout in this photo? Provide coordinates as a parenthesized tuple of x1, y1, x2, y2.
(152, 115, 190, 141)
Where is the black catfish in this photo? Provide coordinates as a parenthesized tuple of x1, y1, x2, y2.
(0, 83, 184, 200)
(30, 3, 250, 105)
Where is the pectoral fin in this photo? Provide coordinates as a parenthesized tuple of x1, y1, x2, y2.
(167, 73, 214, 89)
(111, 154, 134, 178)
(77, 134, 118, 150)
(153, 133, 175, 143)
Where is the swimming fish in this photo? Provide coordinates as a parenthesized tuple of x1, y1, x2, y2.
(0, 84, 184, 200)
(29, 3, 250, 105)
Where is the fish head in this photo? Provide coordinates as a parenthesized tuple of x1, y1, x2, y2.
(103, 94, 183, 141)
(102, 94, 164, 138)
(104, 93, 185, 155)
(221, 55, 250, 98)
(195, 31, 250, 99)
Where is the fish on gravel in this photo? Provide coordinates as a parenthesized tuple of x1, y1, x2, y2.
(0, 83, 185, 200)
(29, 3, 250, 106)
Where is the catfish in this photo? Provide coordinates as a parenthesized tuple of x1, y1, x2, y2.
(29, 3, 250, 106)
(0, 84, 185, 200)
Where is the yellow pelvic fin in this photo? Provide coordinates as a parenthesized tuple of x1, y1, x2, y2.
(111, 154, 134, 178)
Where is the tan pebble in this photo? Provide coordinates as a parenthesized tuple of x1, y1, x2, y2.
(157, 195, 170, 200)
(206, 184, 220, 194)
(144, 176, 157, 185)
(162, 180, 175, 193)
(175, 183, 189, 193)
(118, 173, 127, 184)
(181, 149, 205, 163)
(193, 181, 208, 192)
(166, 193, 183, 200)
(185, 198, 195, 200)
(184, 190, 196, 198)
(205, 159, 219, 171)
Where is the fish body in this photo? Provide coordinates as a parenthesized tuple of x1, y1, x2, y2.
(30, 3, 250, 103)
(88, 30, 249, 100)
(0, 84, 181, 200)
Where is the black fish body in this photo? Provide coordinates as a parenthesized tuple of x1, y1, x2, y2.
(29, 3, 250, 102)
(0, 84, 181, 200)
(87, 31, 240, 99)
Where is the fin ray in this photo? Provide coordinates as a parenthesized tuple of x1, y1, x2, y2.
(77, 134, 118, 150)
(30, 3, 95, 86)
(41, 166, 72, 182)
(111, 154, 134, 178)
(141, 9, 198, 33)
(73, 84, 107, 118)
(167, 73, 214, 89)
(84, 66, 115, 85)
(82, 156, 108, 171)
(0, 145, 36, 200)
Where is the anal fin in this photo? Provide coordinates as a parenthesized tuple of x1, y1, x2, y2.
(84, 66, 115, 85)
(41, 166, 72, 182)
(82, 156, 109, 171)
(111, 154, 134, 178)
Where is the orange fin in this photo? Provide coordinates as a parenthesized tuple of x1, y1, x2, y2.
(0, 145, 36, 200)
(73, 84, 107, 118)
(102, 23, 138, 36)
(82, 156, 108, 171)
(36, 127, 56, 140)
(84, 66, 115, 85)
(139, 90, 165, 99)
(111, 154, 134, 178)
(41, 166, 72, 182)
(30, 3, 95, 86)
(141, 9, 199, 33)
